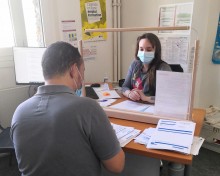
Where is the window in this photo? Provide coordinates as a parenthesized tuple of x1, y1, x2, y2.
(0, 0, 44, 48)
(22, 0, 45, 47)
(0, 0, 15, 47)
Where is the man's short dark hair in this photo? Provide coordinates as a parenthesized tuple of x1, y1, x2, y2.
(42, 41, 82, 80)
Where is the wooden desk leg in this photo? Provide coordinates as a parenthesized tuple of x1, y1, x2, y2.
(184, 164, 192, 176)
(168, 162, 185, 176)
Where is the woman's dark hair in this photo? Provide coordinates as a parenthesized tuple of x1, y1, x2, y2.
(42, 41, 82, 80)
(135, 33, 164, 95)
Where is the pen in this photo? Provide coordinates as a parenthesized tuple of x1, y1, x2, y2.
(98, 99, 108, 102)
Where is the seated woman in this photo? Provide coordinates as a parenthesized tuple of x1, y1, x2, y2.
(122, 33, 171, 103)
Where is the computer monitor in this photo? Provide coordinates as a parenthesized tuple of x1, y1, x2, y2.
(13, 47, 46, 85)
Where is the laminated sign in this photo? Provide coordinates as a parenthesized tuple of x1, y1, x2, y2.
(80, 0, 107, 41)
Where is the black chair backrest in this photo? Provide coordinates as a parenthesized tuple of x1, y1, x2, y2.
(0, 125, 15, 166)
(0, 127, 13, 150)
(169, 64, 184, 72)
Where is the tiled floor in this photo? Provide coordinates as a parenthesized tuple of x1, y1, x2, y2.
(160, 147, 220, 176)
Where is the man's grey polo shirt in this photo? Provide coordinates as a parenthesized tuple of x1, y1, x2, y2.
(11, 85, 121, 176)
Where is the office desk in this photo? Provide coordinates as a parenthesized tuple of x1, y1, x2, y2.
(109, 108, 205, 165)
(103, 84, 205, 163)
(93, 83, 205, 175)
(108, 108, 205, 176)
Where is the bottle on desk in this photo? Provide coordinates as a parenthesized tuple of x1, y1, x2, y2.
(103, 73, 109, 83)
(103, 73, 109, 90)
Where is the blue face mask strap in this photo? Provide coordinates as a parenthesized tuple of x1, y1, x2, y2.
(75, 66, 84, 97)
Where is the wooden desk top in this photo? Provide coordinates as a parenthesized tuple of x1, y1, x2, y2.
(109, 108, 206, 165)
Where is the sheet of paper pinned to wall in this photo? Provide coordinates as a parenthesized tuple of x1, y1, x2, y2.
(155, 71, 192, 119)
(82, 43, 97, 61)
(61, 20, 78, 47)
(159, 35, 189, 65)
(158, 3, 193, 34)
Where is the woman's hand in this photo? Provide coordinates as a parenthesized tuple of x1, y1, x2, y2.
(124, 89, 140, 101)
(135, 90, 155, 104)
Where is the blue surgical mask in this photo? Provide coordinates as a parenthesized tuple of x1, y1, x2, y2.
(75, 88, 82, 97)
(74, 67, 84, 97)
(137, 51, 155, 64)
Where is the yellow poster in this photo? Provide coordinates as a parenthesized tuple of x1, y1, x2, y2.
(80, 0, 107, 41)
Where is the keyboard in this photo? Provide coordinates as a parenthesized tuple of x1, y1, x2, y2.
(85, 87, 99, 99)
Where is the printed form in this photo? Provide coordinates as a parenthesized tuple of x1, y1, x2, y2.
(111, 123, 141, 147)
(147, 119, 195, 154)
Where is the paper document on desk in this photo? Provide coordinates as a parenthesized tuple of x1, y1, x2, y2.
(147, 119, 195, 154)
(110, 100, 154, 112)
(111, 123, 141, 147)
(155, 71, 192, 119)
(134, 127, 156, 145)
(143, 105, 155, 114)
(190, 136, 205, 155)
(96, 90, 121, 99)
(98, 99, 117, 107)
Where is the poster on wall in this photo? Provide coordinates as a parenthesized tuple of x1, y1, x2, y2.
(82, 44, 97, 61)
(159, 5, 176, 29)
(212, 13, 220, 64)
(80, 0, 107, 41)
(61, 20, 78, 47)
(159, 35, 189, 64)
(159, 3, 193, 33)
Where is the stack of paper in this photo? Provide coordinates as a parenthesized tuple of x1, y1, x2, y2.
(134, 128, 156, 145)
(134, 127, 204, 155)
(111, 123, 141, 147)
(147, 119, 195, 154)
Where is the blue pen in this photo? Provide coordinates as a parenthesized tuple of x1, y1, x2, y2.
(98, 99, 108, 102)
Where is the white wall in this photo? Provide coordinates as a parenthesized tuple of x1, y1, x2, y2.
(43, 0, 114, 83)
(120, 0, 193, 79)
(0, 87, 28, 127)
(0, 47, 29, 127)
(192, 0, 220, 107)
(120, 0, 220, 108)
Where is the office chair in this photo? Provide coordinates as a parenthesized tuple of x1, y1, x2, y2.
(0, 124, 15, 166)
(169, 64, 184, 72)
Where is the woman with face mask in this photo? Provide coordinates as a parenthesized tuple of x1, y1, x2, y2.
(122, 33, 172, 103)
